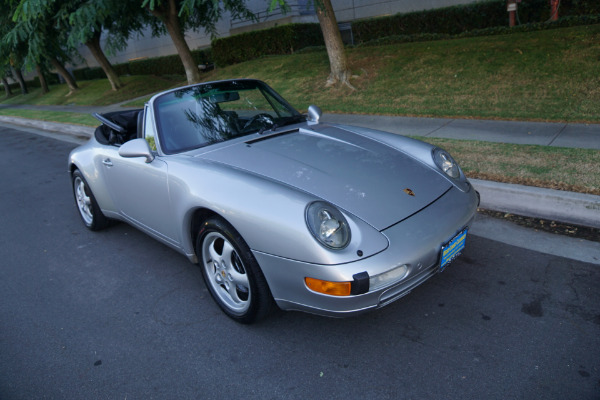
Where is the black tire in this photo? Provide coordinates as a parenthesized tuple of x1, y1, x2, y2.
(196, 217, 273, 324)
(71, 169, 110, 231)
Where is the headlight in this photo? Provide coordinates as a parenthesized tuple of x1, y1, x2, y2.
(433, 148, 460, 179)
(306, 201, 351, 249)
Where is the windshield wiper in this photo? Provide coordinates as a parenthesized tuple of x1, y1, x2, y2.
(257, 115, 303, 134)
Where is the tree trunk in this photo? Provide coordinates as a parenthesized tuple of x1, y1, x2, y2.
(149, 0, 200, 84)
(315, 0, 354, 89)
(49, 58, 79, 93)
(550, 0, 559, 21)
(10, 66, 28, 95)
(2, 78, 12, 97)
(36, 64, 49, 94)
(85, 30, 122, 91)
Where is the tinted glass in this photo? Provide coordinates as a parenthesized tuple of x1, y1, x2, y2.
(154, 80, 304, 154)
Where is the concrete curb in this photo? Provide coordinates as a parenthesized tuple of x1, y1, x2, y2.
(0, 116, 95, 138)
(471, 179, 600, 229)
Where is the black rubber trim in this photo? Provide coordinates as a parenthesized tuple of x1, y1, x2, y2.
(351, 271, 370, 295)
(245, 129, 298, 144)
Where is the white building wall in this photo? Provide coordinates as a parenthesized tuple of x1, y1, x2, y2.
(80, 18, 230, 68)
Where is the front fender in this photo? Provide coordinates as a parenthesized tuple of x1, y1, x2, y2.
(166, 157, 389, 265)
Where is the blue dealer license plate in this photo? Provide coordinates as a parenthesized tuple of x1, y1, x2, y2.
(440, 228, 468, 271)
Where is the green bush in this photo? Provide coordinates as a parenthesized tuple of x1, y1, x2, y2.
(357, 14, 600, 47)
(128, 54, 185, 76)
(71, 48, 212, 80)
(3, 72, 60, 91)
(72, 67, 106, 81)
(211, 23, 323, 66)
(112, 63, 131, 77)
(30, 73, 60, 88)
(128, 48, 211, 75)
(5, 82, 21, 92)
(351, 0, 600, 44)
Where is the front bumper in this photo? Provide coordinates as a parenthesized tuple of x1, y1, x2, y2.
(253, 185, 479, 317)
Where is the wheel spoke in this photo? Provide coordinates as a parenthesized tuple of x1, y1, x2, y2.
(228, 267, 248, 287)
(220, 242, 248, 286)
(208, 241, 222, 265)
(226, 282, 244, 304)
(221, 241, 235, 265)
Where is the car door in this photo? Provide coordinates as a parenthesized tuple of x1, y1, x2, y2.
(101, 109, 180, 247)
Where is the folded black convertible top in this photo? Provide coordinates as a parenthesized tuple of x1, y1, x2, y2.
(92, 109, 142, 133)
(93, 109, 143, 146)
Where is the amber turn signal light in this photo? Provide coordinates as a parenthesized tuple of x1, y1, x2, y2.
(305, 277, 352, 296)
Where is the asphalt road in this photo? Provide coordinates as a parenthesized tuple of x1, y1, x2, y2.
(1, 126, 599, 400)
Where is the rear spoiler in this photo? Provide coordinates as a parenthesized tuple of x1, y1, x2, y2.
(92, 112, 126, 134)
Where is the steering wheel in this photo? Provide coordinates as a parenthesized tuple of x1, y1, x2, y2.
(242, 113, 274, 131)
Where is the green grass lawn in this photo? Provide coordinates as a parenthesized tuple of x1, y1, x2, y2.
(202, 24, 600, 123)
(0, 75, 184, 107)
(418, 137, 600, 195)
(0, 109, 98, 126)
(124, 25, 600, 122)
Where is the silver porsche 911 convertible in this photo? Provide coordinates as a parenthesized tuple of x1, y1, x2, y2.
(69, 79, 479, 323)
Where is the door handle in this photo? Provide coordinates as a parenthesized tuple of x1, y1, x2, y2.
(102, 158, 113, 167)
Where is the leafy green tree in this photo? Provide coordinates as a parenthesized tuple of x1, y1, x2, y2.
(11, 0, 132, 92)
(142, 0, 255, 84)
(9, 0, 80, 93)
(1, 78, 12, 97)
(59, 0, 150, 91)
(10, 65, 29, 94)
(0, 63, 14, 97)
(0, 1, 29, 95)
(35, 63, 49, 93)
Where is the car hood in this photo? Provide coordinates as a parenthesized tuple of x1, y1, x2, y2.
(200, 125, 451, 230)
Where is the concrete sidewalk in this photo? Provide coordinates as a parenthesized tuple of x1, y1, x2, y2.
(0, 104, 600, 150)
(323, 113, 600, 150)
(0, 106, 599, 231)
(2, 104, 599, 149)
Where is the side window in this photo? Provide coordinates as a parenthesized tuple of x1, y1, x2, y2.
(143, 106, 157, 151)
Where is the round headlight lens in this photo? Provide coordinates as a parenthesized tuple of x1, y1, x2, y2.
(306, 202, 350, 249)
(433, 148, 460, 179)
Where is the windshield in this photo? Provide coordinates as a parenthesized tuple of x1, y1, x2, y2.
(153, 80, 304, 154)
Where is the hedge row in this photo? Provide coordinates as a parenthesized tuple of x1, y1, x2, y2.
(4, 73, 61, 92)
(357, 14, 600, 47)
(352, 0, 600, 44)
(211, 23, 323, 67)
(72, 48, 212, 81)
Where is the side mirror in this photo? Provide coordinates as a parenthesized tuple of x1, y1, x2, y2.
(118, 138, 155, 163)
(307, 105, 322, 124)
